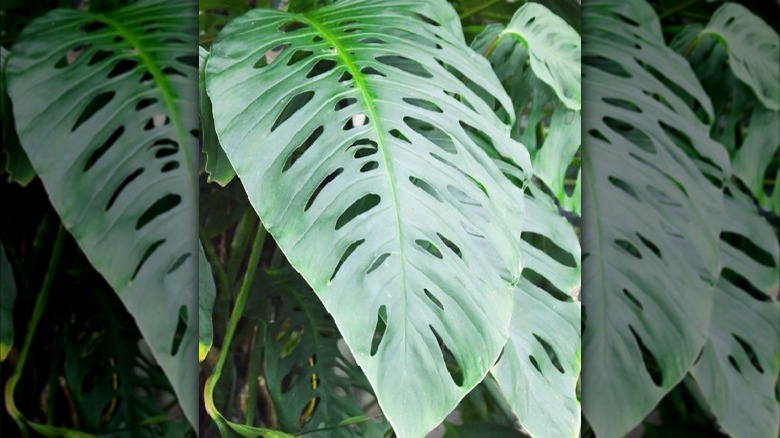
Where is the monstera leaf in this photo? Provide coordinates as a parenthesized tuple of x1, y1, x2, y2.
(491, 185, 581, 438)
(0, 244, 17, 362)
(470, 4, 581, 213)
(670, 22, 780, 216)
(698, 3, 780, 111)
(690, 187, 780, 438)
(581, 1, 729, 436)
(6, 0, 199, 426)
(205, 0, 531, 435)
(247, 268, 383, 436)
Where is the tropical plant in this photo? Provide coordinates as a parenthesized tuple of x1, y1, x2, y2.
(198, 0, 581, 437)
(581, 0, 779, 437)
(1, 0, 198, 435)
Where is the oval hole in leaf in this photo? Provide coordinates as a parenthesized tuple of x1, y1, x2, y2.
(72, 91, 116, 131)
(615, 239, 642, 259)
(366, 253, 391, 275)
(107, 59, 137, 78)
(415, 239, 443, 259)
(283, 126, 324, 172)
(629, 325, 663, 386)
(330, 239, 365, 282)
(170, 306, 188, 355)
(424, 289, 444, 310)
(105, 168, 144, 210)
(409, 176, 441, 201)
(430, 326, 463, 386)
(135, 194, 181, 229)
(306, 59, 337, 78)
(335, 194, 381, 230)
(370, 305, 387, 357)
(132, 239, 165, 280)
(272, 91, 315, 132)
(305, 168, 343, 211)
(84, 126, 124, 172)
(376, 55, 432, 78)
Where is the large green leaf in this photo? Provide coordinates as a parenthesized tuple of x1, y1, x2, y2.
(582, 1, 728, 436)
(205, 1, 531, 436)
(0, 244, 16, 362)
(491, 187, 581, 438)
(247, 267, 383, 436)
(199, 242, 216, 362)
(690, 188, 780, 438)
(699, 3, 780, 111)
(7, 0, 199, 426)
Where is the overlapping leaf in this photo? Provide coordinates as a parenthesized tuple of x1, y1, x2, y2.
(492, 186, 581, 438)
(582, 1, 729, 436)
(205, 1, 530, 435)
(7, 0, 199, 425)
(470, 3, 581, 213)
(699, 3, 779, 111)
(690, 187, 780, 438)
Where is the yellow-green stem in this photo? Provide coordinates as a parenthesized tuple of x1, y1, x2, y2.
(4, 224, 66, 436)
(204, 224, 266, 432)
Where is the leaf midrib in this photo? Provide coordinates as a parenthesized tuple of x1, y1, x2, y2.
(298, 9, 410, 388)
(95, 13, 197, 200)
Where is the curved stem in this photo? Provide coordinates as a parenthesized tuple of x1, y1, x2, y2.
(204, 224, 266, 431)
(4, 224, 66, 436)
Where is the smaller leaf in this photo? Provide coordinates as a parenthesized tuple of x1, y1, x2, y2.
(700, 3, 780, 110)
(502, 3, 581, 110)
(691, 187, 780, 438)
(492, 186, 581, 438)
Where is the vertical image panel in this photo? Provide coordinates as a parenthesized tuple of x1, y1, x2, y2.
(197, 0, 580, 438)
(1, 0, 199, 435)
(581, 0, 779, 437)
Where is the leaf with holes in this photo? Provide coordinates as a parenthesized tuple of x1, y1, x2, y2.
(0, 244, 17, 362)
(1, 46, 36, 186)
(199, 242, 216, 362)
(250, 267, 384, 436)
(7, 0, 199, 426)
(698, 3, 780, 111)
(690, 187, 780, 438)
(491, 185, 581, 438)
(581, 1, 729, 436)
(670, 25, 780, 216)
(470, 7, 581, 213)
(206, 1, 531, 436)
(501, 3, 580, 111)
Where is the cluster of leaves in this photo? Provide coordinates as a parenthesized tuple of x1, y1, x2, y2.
(198, 0, 581, 437)
(581, 0, 779, 437)
(1, 0, 198, 435)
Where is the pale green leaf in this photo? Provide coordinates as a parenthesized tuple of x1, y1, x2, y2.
(206, 1, 531, 436)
